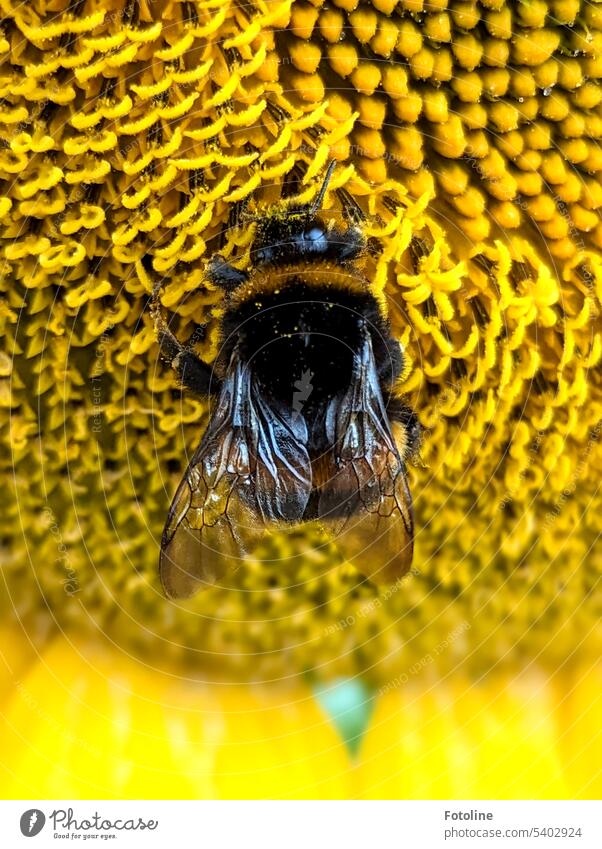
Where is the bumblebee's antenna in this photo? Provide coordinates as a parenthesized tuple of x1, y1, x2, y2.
(309, 160, 337, 215)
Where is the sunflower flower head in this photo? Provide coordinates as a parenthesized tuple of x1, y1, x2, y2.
(0, 0, 600, 692)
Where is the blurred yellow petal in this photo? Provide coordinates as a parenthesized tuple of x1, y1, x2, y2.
(552, 664, 602, 799)
(0, 635, 352, 800)
(0, 624, 38, 704)
(359, 669, 602, 799)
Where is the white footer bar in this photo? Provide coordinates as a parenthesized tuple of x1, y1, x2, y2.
(0, 800, 600, 849)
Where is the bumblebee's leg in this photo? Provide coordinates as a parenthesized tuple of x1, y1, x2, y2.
(150, 288, 219, 397)
(206, 255, 249, 292)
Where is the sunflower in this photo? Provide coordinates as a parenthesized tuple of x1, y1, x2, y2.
(0, 0, 600, 798)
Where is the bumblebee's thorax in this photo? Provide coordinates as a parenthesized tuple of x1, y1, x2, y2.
(218, 268, 395, 407)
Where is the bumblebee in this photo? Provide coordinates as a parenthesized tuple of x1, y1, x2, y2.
(151, 162, 420, 599)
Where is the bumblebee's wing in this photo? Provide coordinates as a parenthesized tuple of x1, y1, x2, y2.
(318, 326, 414, 584)
(160, 351, 311, 599)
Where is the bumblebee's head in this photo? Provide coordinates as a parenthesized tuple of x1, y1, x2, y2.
(251, 212, 329, 265)
(250, 161, 365, 268)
